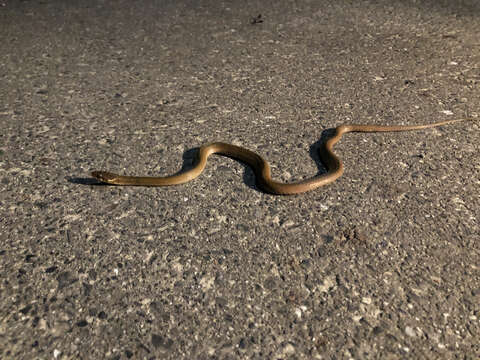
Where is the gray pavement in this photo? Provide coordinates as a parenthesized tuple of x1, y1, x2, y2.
(1, 0, 479, 359)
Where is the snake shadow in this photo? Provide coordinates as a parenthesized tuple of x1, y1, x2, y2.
(70, 128, 335, 192)
(68, 176, 105, 185)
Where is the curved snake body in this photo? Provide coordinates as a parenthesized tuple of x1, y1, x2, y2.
(91, 119, 466, 195)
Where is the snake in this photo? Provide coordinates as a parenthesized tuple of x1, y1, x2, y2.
(91, 118, 469, 195)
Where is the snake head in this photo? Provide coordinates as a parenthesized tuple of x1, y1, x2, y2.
(91, 171, 120, 184)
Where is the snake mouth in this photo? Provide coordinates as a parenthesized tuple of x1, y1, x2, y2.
(91, 171, 119, 184)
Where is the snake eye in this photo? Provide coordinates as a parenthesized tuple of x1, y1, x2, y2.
(91, 171, 118, 183)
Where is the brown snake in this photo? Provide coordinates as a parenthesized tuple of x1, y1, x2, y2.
(91, 119, 469, 195)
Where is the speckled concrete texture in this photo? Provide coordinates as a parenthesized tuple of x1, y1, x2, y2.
(1, 0, 479, 359)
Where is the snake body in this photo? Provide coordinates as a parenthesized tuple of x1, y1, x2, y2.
(91, 119, 466, 195)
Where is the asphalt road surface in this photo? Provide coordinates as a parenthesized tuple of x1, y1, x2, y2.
(1, 0, 479, 359)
